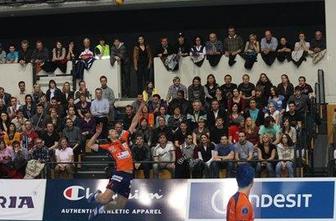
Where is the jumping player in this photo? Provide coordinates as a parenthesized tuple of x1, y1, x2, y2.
(226, 164, 255, 221)
(86, 102, 144, 220)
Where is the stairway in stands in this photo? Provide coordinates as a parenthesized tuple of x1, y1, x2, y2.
(75, 152, 113, 179)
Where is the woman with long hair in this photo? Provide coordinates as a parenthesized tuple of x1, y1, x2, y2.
(192, 119, 210, 146)
(244, 117, 259, 145)
(46, 80, 62, 102)
(276, 134, 295, 177)
(3, 123, 21, 146)
(228, 88, 245, 112)
(277, 74, 294, 103)
(281, 117, 297, 144)
(61, 81, 75, 106)
(256, 134, 276, 177)
(205, 74, 218, 104)
(256, 73, 273, 99)
(51, 41, 67, 73)
(268, 86, 286, 113)
(0, 112, 10, 133)
(265, 102, 281, 125)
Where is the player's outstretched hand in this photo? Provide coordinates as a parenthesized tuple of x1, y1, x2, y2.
(95, 123, 103, 135)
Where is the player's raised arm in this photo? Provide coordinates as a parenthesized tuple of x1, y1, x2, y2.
(86, 123, 103, 151)
(128, 102, 145, 134)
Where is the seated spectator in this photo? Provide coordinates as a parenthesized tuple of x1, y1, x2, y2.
(111, 38, 131, 97)
(276, 36, 292, 62)
(152, 133, 175, 178)
(32, 137, 49, 163)
(205, 33, 223, 67)
(244, 99, 264, 126)
(18, 40, 32, 65)
(156, 37, 178, 71)
(32, 84, 45, 104)
(46, 80, 63, 103)
(288, 86, 311, 115)
(243, 33, 260, 69)
(76, 94, 91, 119)
(228, 103, 245, 143)
(134, 118, 152, 147)
(79, 111, 96, 139)
(133, 35, 153, 92)
(0, 43, 6, 64)
(3, 123, 21, 146)
(207, 99, 227, 130)
(260, 30, 278, 66)
(138, 105, 155, 128)
(256, 134, 276, 177)
(0, 112, 10, 133)
(11, 109, 27, 132)
(132, 135, 151, 179)
(210, 135, 234, 178)
(74, 80, 90, 102)
(122, 105, 135, 130)
(21, 94, 36, 120)
(74, 38, 94, 80)
(283, 102, 303, 128)
(132, 93, 144, 112)
(166, 76, 187, 102)
(192, 119, 210, 145)
(168, 90, 190, 115)
(95, 37, 110, 59)
(190, 36, 206, 67)
(66, 41, 78, 63)
(50, 41, 67, 73)
(277, 74, 294, 103)
(265, 102, 281, 125)
(64, 106, 80, 128)
(309, 30, 326, 64)
(187, 100, 207, 130)
(192, 134, 215, 178)
(268, 86, 285, 113)
(31, 104, 50, 134)
(291, 32, 310, 67)
(174, 32, 190, 57)
(6, 44, 19, 63)
(60, 82, 74, 109)
(173, 121, 192, 147)
(21, 121, 38, 150)
(11, 141, 28, 178)
(167, 106, 185, 132)
(214, 88, 227, 111)
(40, 122, 60, 150)
(154, 105, 170, 128)
(234, 131, 254, 162)
(0, 87, 11, 109)
(31, 40, 50, 74)
(244, 117, 259, 145)
(224, 26, 244, 66)
(91, 88, 109, 138)
(220, 75, 237, 100)
(62, 116, 82, 151)
(281, 117, 297, 144)
(54, 137, 74, 179)
(204, 74, 218, 104)
(238, 74, 255, 103)
(175, 134, 196, 178)
(210, 117, 228, 145)
(48, 108, 62, 133)
(143, 82, 158, 102)
(152, 116, 173, 145)
(15, 81, 29, 106)
(296, 76, 314, 97)
(7, 97, 19, 120)
(48, 97, 65, 118)
(256, 73, 273, 99)
(0, 139, 13, 177)
(188, 76, 210, 104)
(276, 134, 295, 177)
(254, 87, 267, 110)
(0, 99, 7, 114)
(258, 116, 281, 144)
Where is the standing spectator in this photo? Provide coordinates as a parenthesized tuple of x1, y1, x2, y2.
(192, 134, 215, 178)
(16, 81, 29, 105)
(142, 82, 158, 102)
(277, 74, 294, 103)
(190, 36, 206, 67)
(256, 134, 276, 177)
(0, 43, 6, 64)
(111, 38, 131, 97)
(133, 35, 153, 92)
(54, 137, 74, 179)
(224, 26, 244, 66)
(238, 74, 255, 102)
(18, 40, 32, 65)
(220, 74, 237, 98)
(6, 44, 19, 63)
(205, 33, 223, 67)
(296, 76, 314, 96)
(156, 37, 178, 71)
(276, 134, 295, 177)
(256, 73, 273, 99)
(31, 40, 50, 74)
(152, 133, 175, 178)
(309, 30, 326, 64)
(90, 88, 109, 138)
(95, 37, 110, 59)
(132, 135, 151, 179)
(174, 32, 190, 57)
(276, 37, 292, 62)
(188, 76, 210, 104)
(46, 80, 62, 102)
(260, 30, 278, 66)
(50, 41, 67, 73)
(234, 131, 254, 162)
(210, 135, 234, 178)
(291, 32, 310, 67)
(74, 38, 94, 80)
(243, 34, 260, 69)
(166, 76, 187, 102)
(100, 76, 115, 122)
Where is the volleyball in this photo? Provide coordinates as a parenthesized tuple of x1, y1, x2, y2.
(115, 0, 125, 6)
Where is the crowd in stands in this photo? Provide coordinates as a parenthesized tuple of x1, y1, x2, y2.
(0, 66, 315, 178)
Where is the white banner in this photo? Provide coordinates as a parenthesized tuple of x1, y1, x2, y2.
(0, 179, 46, 221)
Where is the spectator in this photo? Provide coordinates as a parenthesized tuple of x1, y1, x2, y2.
(66, 41, 78, 63)
(0, 139, 12, 177)
(62, 118, 82, 160)
(95, 37, 110, 59)
(21, 94, 36, 120)
(291, 32, 310, 67)
(167, 106, 185, 131)
(296, 76, 314, 96)
(210, 135, 234, 178)
(187, 100, 207, 130)
(32, 84, 45, 104)
(54, 137, 74, 179)
(16, 81, 29, 105)
(32, 137, 49, 163)
(132, 93, 144, 112)
(46, 80, 62, 102)
(74, 80, 89, 102)
(168, 90, 190, 115)
(277, 74, 294, 103)
(188, 76, 210, 104)
(281, 117, 297, 144)
(173, 121, 192, 146)
(220, 74, 238, 98)
(256, 134, 276, 177)
(0, 100, 6, 116)
(143, 81, 158, 102)
(265, 102, 281, 125)
(74, 38, 94, 80)
(133, 35, 153, 92)
(64, 106, 80, 128)
(100, 76, 115, 121)
(31, 40, 50, 74)
(193, 134, 215, 178)
(6, 44, 19, 63)
(138, 104, 155, 128)
(132, 135, 151, 179)
(228, 103, 245, 143)
(134, 118, 152, 147)
(254, 87, 268, 110)
(152, 116, 173, 145)
(204, 74, 218, 104)
(224, 26, 244, 66)
(190, 36, 206, 67)
(152, 133, 175, 178)
(207, 99, 227, 131)
(166, 76, 188, 102)
(309, 30, 326, 64)
(287, 86, 311, 114)
(243, 34, 260, 69)
(174, 32, 190, 57)
(244, 117, 259, 145)
(260, 30, 278, 65)
(156, 37, 178, 71)
(11, 109, 27, 132)
(175, 134, 196, 178)
(90, 88, 109, 138)
(18, 40, 32, 65)
(31, 104, 50, 134)
(0, 112, 10, 132)
(122, 105, 135, 130)
(234, 131, 254, 162)
(210, 117, 228, 145)
(7, 97, 19, 120)
(268, 86, 285, 113)
(40, 122, 60, 150)
(244, 99, 264, 126)
(21, 121, 39, 150)
(205, 33, 223, 67)
(11, 141, 28, 178)
(76, 94, 91, 119)
(50, 41, 67, 73)
(0, 43, 6, 64)
(80, 111, 96, 139)
(276, 134, 295, 177)
(256, 73, 273, 99)
(111, 38, 131, 97)
(3, 123, 21, 146)
(276, 36, 292, 62)
(283, 102, 303, 128)
(0, 87, 11, 109)
(214, 88, 227, 111)
(258, 116, 281, 143)
(192, 118, 210, 146)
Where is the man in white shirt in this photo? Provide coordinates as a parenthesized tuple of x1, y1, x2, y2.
(90, 88, 109, 138)
(55, 137, 74, 179)
(16, 81, 29, 105)
(152, 133, 175, 178)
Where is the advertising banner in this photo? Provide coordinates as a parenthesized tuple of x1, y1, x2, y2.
(0, 179, 47, 221)
(44, 179, 188, 221)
